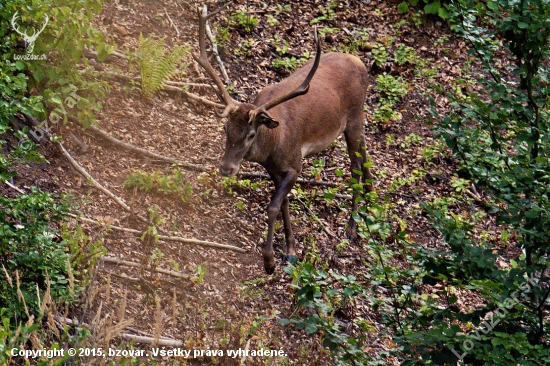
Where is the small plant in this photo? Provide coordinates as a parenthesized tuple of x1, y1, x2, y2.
(124, 169, 193, 202)
(385, 133, 396, 148)
(235, 40, 253, 57)
(310, 158, 326, 181)
(375, 73, 409, 106)
(272, 56, 303, 71)
(342, 28, 370, 53)
(279, 259, 371, 364)
(137, 34, 189, 100)
(394, 44, 420, 65)
(230, 10, 258, 33)
(214, 25, 230, 45)
(374, 104, 401, 124)
(275, 3, 292, 15)
(319, 26, 339, 37)
(401, 133, 423, 150)
(193, 262, 207, 285)
(265, 14, 278, 27)
(269, 34, 289, 55)
(310, 2, 336, 24)
(371, 35, 394, 67)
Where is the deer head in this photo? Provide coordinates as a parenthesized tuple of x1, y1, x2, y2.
(11, 11, 49, 54)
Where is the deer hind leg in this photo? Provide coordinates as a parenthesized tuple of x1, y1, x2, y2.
(344, 125, 373, 240)
(264, 170, 298, 274)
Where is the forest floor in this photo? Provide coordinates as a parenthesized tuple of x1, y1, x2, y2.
(2, 0, 494, 364)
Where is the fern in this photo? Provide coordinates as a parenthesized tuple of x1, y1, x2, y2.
(137, 33, 189, 99)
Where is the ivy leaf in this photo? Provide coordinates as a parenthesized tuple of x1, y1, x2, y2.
(397, 2, 409, 14)
(424, 0, 440, 15)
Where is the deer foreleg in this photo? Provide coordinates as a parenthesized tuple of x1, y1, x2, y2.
(264, 170, 298, 274)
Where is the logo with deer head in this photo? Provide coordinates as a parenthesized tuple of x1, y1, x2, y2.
(11, 11, 49, 54)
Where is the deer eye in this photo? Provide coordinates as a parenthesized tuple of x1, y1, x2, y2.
(246, 132, 256, 141)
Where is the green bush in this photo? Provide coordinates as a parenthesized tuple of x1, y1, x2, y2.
(391, 0, 550, 363)
(0, 188, 71, 322)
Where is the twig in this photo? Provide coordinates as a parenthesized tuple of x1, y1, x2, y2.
(240, 338, 252, 366)
(205, 18, 230, 85)
(68, 213, 247, 253)
(296, 197, 337, 239)
(102, 70, 213, 89)
(52, 315, 183, 346)
(57, 142, 153, 226)
(119, 333, 183, 347)
(2, 179, 25, 194)
(164, 8, 180, 37)
(88, 125, 211, 172)
(237, 171, 342, 187)
(58, 142, 131, 211)
(102, 256, 191, 279)
(69, 131, 88, 153)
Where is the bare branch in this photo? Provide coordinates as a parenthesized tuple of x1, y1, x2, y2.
(68, 213, 247, 253)
(102, 256, 191, 279)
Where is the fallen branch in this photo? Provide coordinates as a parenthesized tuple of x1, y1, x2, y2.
(2, 179, 25, 194)
(102, 70, 213, 89)
(205, 16, 230, 85)
(57, 142, 154, 227)
(164, 8, 180, 37)
(52, 315, 183, 347)
(119, 333, 183, 347)
(102, 256, 191, 279)
(68, 213, 246, 253)
(296, 197, 337, 239)
(237, 171, 341, 187)
(58, 142, 131, 211)
(88, 125, 211, 172)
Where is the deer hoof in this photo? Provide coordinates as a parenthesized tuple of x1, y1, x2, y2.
(282, 254, 298, 265)
(264, 266, 275, 275)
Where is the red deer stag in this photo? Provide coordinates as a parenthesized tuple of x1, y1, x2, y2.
(190, 5, 374, 274)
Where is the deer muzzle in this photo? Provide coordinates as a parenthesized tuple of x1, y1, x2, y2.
(219, 161, 240, 177)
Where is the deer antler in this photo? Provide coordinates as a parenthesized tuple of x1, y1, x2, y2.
(248, 27, 321, 124)
(193, 3, 239, 117)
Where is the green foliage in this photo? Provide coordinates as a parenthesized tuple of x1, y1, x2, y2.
(340, 28, 370, 53)
(394, 45, 421, 66)
(124, 169, 193, 202)
(310, 1, 337, 25)
(381, 1, 550, 363)
(63, 222, 106, 288)
(397, 0, 451, 19)
(373, 73, 408, 125)
(265, 14, 278, 27)
(375, 73, 409, 106)
(280, 261, 374, 365)
(230, 10, 258, 33)
(275, 4, 292, 15)
(371, 39, 391, 67)
(0, 188, 71, 322)
(15, 0, 114, 128)
(271, 56, 303, 71)
(137, 34, 189, 100)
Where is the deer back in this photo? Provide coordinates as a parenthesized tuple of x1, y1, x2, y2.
(246, 52, 369, 173)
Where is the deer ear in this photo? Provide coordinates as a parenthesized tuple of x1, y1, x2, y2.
(256, 112, 279, 129)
